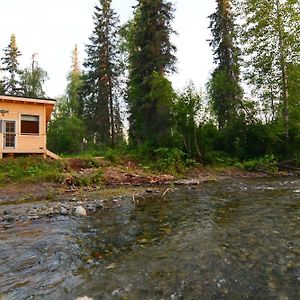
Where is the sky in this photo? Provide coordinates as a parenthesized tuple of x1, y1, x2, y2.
(0, 0, 216, 98)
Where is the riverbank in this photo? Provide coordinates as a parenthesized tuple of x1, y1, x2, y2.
(0, 156, 273, 229)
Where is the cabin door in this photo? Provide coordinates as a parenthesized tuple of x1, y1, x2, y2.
(3, 120, 16, 148)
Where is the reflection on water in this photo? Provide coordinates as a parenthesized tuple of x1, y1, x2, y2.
(0, 178, 300, 299)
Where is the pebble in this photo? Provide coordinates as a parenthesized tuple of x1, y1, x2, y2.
(60, 207, 68, 215)
(75, 206, 87, 216)
(3, 224, 14, 229)
(106, 262, 117, 270)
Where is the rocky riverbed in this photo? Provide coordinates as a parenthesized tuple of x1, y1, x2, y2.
(0, 185, 162, 228)
(0, 165, 271, 229)
(1, 177, 299, 299)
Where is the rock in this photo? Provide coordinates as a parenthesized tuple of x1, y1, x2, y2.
(174, 179, 200, 185)
(86, 205, 96, 212)
(146, 189, 154, 193)
(3, 215, 15, 222)
(60, 207, 68, 215)
(106, 262, 117, 270)
(75, 206, 87, 217)
(75, 297, 93, 300)
(3, 224, 14, 229)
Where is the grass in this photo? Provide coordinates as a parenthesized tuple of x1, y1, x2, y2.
(0, 157, 65, 184)
(0, 148, 278, 186)
(0, 156, 104, 185)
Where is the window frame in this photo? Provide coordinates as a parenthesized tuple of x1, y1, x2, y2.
(20, 114, 40, 136)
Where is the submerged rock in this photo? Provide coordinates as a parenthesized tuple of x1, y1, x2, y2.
(75, 206, 87, 217)
(60, 207, 68, 215)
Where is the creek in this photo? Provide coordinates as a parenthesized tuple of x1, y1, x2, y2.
(0, 178, 300, 299)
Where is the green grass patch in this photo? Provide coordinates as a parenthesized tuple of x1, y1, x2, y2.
(0, 157, 65, 184)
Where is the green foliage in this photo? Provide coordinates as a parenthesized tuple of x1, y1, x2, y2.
(20, 54, 48, 98)
(0, 79, 4, 94)
(67, 45, 82, 116)
(235, 155, 278, 174)
(196, 123, 220, 162)
(82, 0, 123, 146)
(207, 68, 241, 129)
(0, 156, 105, 186)
(129, 72, 176, 147)
(240, 0, 300, 151)
(173, 82, 203, 159)
(127, 144, 192, 174)
(208, 0, 243, 130)
(47, 97, 85, 154)
(152, 147, 187, 174)
(126, 0, 176, 147)
(0, 157, 64, 184)
(1, 33, 22, 95)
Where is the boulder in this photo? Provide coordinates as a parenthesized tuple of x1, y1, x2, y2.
(75, 206, 87, 217)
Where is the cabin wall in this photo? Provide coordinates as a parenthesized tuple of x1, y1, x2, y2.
(0, 101, 47, 155)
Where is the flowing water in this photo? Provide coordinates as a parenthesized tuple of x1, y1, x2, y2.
(0, 178, 300, 299)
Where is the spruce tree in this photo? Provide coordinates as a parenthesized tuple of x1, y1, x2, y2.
(82, 0, 123, 146)
(126, 0, 177, 146)
(67, 45, 82, 115)
(208, 0, 242, 130)
(1, 34, 22, 95)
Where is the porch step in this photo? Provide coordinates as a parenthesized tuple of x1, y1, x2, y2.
(46, 149, 60, 160)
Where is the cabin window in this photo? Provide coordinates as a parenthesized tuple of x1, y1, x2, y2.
(21, 115, 39, 135)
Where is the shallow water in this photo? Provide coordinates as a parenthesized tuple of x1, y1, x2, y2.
(0, 178, 300, 299)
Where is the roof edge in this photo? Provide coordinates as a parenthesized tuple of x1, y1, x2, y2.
(0, 94, 56, 102)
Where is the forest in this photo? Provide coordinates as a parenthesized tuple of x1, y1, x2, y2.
(1, 0, 300, 171)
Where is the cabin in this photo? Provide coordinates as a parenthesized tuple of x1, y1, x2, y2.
(0, 95, 59, 159)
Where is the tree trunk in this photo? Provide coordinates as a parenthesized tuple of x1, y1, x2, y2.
(276, 0, 289, 151)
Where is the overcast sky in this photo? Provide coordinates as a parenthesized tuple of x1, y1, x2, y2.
(0, 0, 216, 98)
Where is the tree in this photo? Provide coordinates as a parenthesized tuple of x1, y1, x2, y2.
(241, 0, 300, 152)
(208, 0, 243, 130)
(82, 0, 123, 146)
(126, 0, 177, 146)
(47, 96, 85, 154)
(173, 82, 203, 159)
(20, 53, 48, 98)
(66, 45, 82, 115)
(1, 34, 22, 95)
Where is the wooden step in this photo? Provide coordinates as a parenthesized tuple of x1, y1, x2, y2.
(46, 149, 60, 160)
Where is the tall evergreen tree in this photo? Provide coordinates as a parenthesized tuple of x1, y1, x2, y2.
(126, 0, 177, 146)
(241, 0, 300, 149)
(0, 66, 4, 94)
(67, 45, 82, 115)
(20, 53, 48, 98)
(208, 0, 243, 130)
(82, 0, 123, 146)
(1, 34, 22, 95)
